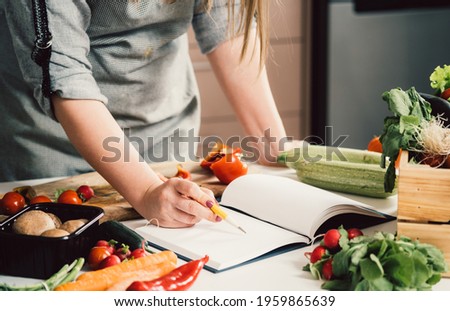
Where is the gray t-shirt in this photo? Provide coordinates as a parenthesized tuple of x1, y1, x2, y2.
(0, 0, 235, 181)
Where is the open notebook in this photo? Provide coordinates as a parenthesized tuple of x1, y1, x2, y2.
(136, 174, 396, 273)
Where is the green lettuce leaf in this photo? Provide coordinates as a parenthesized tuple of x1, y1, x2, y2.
(430, 64, 450, 94)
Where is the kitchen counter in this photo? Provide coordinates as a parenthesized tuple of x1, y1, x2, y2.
(1, 167, 449, 291)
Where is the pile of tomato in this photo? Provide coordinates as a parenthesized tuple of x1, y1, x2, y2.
(87, 239, 149, 270)
(306, 227, 363, 280)
(0, 184, 95, 216)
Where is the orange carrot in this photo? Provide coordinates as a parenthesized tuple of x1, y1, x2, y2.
(106, 263, 176, 291)
(54, 250, 177, 291)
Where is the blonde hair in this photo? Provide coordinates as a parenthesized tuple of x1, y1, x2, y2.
(160, 0, 269, 67)
(204, 0, 269, 67)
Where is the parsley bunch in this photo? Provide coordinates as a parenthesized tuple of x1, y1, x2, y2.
(304, 229, 448, 291)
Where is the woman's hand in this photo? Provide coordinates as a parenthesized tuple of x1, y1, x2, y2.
(137, 178, 220, 228)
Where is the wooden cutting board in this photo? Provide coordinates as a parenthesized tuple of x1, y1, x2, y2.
(30, 162, 227, 223)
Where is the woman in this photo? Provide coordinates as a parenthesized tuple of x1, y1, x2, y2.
(0, 0, 289, 227)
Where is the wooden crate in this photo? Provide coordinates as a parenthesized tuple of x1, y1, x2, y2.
(397, 151, 450, 277)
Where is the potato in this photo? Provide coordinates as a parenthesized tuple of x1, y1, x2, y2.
(41, 228, 70, 238)
(59, 219, 88, 233)
(12, 210, 55, 236)
(47, 213, 62, 228)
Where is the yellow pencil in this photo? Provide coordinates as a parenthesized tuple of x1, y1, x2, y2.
(206, 201, 246, 234)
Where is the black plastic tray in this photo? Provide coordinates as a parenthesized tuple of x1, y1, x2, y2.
(0, 203, 104, 279)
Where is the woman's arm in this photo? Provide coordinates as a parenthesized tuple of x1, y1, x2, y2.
(52, 97, 218, 227)
(206, 29, 290, 165)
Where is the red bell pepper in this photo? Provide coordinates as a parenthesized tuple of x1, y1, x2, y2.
(209, 153, 248, 185)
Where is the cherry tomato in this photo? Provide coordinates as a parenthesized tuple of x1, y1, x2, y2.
(440, 87, 450, 100)
(322, 258, 334, 280)
(88, 246, 112, 270)
(98, 254, 121, 270)
(367, 136, 383, 153)
(347, 228, 363, 240)
(130, 248, 149, 259)
(95, 240, 116, 254)
(76, 185, 95, 202)
(57, 190, 82, 205)
(323, 229, 341, 251)
(210, 153, 248, 185)
(2, 192, 26, 215)
(30, 195, 52, 204)
(310, 245, 327, 263)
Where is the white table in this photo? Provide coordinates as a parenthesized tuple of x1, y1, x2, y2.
(1, 171, 449, 291)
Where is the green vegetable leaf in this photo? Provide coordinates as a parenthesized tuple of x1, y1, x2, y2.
(410, 251, 431, 289)
(350, 244, 368, 266)
(430, 64, 450, 93)
(332, 249, 350, 278)
(383, 253, 414, 287)
(399, 115, 420, 134)
(382, 88, 412, 116)
(321, 279, 352, 291)
(360, 254, 384, 281)
(355, 277, 394, 291)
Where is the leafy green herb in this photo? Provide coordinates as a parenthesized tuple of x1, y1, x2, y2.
(430, 64, 450, 95)
(304, 230, 447, 291)
(379, 87, 432, 192)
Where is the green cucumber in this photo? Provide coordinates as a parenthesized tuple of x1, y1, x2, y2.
(278, 145, 382, 167)
(295, 159, 396, 198)
(95, 220, 147, 250)
(278, 145, 396, 198)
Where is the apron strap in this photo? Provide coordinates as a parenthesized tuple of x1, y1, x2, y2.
(31, 0, 53, 98)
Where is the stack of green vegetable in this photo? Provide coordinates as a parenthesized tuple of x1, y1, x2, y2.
(304, 228, 448, 291)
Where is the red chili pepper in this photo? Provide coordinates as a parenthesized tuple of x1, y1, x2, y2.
(126, 255, 209, 291)
(174, 164, 191, 180)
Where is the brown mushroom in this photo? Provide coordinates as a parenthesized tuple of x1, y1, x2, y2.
(47, 213, 62, 228)
(12, 210, 55, 236)
(41, 228, 70, 237)
(59, 219, 88, 233)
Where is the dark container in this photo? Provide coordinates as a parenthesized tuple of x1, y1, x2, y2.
(0, 203, 104, 279)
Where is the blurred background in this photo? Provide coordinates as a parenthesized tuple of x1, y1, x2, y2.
(190, 0, 450, 150)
